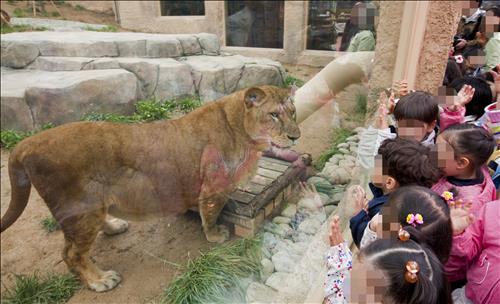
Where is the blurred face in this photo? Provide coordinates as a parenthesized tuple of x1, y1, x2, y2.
(396, 119, 435, 142)
(350, 255, 388, 303)
(436, 135, 460, 176)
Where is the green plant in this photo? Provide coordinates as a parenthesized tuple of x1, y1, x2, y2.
(12, 7, 26, 18)
(74, 4, 84, 11)
(1, 24, 48, 34)
(314, 127, 355, 170)
(0, 123, 53, 150)
(51, 11, 61, 17)
(1, 273, 80, 304)
(284, 75, 305, 88)
(81, 112, 140, 123)
(41, 216, 60, 232)
(135, 99, 174, 121)
(83, 25, 117, 32)
(177, 96, 202, 113)
(162, 237, 262, 304)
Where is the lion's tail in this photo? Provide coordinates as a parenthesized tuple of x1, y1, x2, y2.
(1, 154, 31, 233)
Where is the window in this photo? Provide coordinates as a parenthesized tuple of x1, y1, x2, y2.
(307, 1, 377, 52)
(160, 0, 205, 16)
(226, 1, 284, 48)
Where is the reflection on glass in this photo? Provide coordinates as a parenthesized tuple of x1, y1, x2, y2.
(307, 1, 377, 52)
(226, 1, 284, 48)
(160, 0, 205, 16)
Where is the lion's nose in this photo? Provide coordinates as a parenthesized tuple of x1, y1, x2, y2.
(287, 135, 300, 141)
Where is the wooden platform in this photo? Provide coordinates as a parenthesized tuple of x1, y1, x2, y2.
(221, 156, 307, 237)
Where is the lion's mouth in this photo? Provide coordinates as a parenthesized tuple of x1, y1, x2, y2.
(271, 141, 292, 150)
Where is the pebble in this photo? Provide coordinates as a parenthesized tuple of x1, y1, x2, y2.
(330, 192, 344, 204)
(272, 250, 301, 273)
(292, 232, 312, 243)
(246, 282, 279, 303)
(354, 127, 365, 134)
(298, 218, 322, 235)
(281, 204, 297, 218)
(263, 232, 278, 250)
(339, 159, 355, 168)
(343, 155, 357, 163)
(272, 216, 291, 225)
(325, 205, 337, 216)
(261, 258, 274, 280)
(336, 143, 349, 149)
(346, 135, 359, 142)
(338, 148, 350, 154)
(266, 272, 289, 291)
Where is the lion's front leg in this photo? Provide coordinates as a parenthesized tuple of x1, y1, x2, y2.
(199, 195, 230, 243)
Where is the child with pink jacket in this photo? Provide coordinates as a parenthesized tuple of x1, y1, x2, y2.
(449, 200, 500, 304)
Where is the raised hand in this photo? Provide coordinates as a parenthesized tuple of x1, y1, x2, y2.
(395, 80, 409, 97)
(449, 199, 475, 236)
(346, 184, 368, 217)
(456, 84, 475, 107)
(329, 215, 344, 246)
(375, 91, 391, 129)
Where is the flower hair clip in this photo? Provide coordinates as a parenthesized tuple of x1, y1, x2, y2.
(406, 213, 424, 227)
(404, 260, 420, 284)
(442, 191, 456, 206)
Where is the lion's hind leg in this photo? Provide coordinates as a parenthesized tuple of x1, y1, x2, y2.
(60, 209, 121, 292)
(101, 214, 129, 236)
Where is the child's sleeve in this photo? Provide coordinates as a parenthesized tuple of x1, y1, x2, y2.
(349, 210, 370, 248)
(360, 214, 379, 249)
(324, 242, 352, 304)
(357, 126, 396, 170)
(440, 106, 465, 131)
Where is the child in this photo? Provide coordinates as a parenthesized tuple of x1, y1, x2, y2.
(325, 216, 449, 304)
(432, 123, 497, 214)
(350, 137, 441, 247)
(360, 186, 453, 263)
(448, 200, 500, 304)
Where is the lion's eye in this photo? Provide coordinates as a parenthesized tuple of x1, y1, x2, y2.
(270, 112, 279, 118)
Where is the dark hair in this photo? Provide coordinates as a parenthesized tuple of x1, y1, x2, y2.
(362, 239, 451, 304)
(450, 76, 493, 117)
(441, 123, 496, 170)
(393, 91, 439, 124)
(378, 138, 442, 188)
(382, 186, 453, 263)
(443, 59, 464, 87)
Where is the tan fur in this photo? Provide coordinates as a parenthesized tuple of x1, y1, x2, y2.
(0, 85, 300, 292)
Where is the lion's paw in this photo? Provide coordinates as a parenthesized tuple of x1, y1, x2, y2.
(88, 270, 122, 292)
(205, 225, 230, 243)
(102, 218, 129, 236)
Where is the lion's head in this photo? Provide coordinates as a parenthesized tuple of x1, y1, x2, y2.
(242, 85, 301, 149)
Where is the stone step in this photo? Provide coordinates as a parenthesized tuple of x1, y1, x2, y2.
(26, 55, 285, 102)
(1, 68, 137, 130)
(1, 31, 220, 68)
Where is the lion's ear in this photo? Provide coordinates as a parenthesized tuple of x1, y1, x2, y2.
(289, 84, 299, 98)
(244, 87, 266, 108)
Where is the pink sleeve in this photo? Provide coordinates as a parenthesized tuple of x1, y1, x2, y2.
(445, 206, 485, 280)
(440, 106, 465, 131)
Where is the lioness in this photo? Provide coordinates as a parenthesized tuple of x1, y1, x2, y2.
(1, 85, 300, 292)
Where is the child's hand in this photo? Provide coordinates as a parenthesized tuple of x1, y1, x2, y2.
(329, 215, 344, 246)
(375, 92, 390, 129)
(299, 181, 323, 209)
(490, 68, 500, 96)
(449, 199, 475, 236)
(455, 84, 475, 108)
(394, 80, 409, 97)
(346, 185, 368, 217)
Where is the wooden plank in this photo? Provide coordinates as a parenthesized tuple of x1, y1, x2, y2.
(263, 200, 274, 217)
(258, 159, 289, 172)
(223, 199, 253, 217)
(237, 181, 266, 195)
(221, 209, 265, 229)
(257, 167, 283, 179)
(261, 156, 292, 167)
(251, 175, 275, 186)
(228, 190, 255, 204)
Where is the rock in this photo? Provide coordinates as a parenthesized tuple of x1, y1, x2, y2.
(346, 135, 359, 142)
(272, 239, 294, 255)
(195, 33, 220, 55)
(336, 143, 349, 149)
(261, 258, 274, 280)
(145, 39, 183, 58)
(292, 232, 312, 243)
(237, 63, 284, 89)
(152, 59, 195, 100)
(298, 218, 322, 235)
(350, 145, 358, 154)
(290, 242, 308, 255)
(28, 56, 94, 71)
(354, 127, 365, 134)
(246, 282, 279, 303)
(272, 216, 291, 225)
(325, 205, 337, 216)
(262, 247, 272, 259)
(338, 148, 350, 154)
(298, 195, 323, 213)
(1, 69, 137, 129)
(335, 167, 352, 184)
(272, 250, 301, 273)
(1, 41, 39, 68)
(330, 192, 344, 204)
(263, 232, 278, 250)
(343, 155, 357, 163)
(310, 211, 327, 223)
(338, 159, 355, 169)
(177, 35, 202, 55)
(281, 204, 297, 218)
(306, 176, 331, 187)
(266, 272, 290, 292)
(318, 193, 330, 205)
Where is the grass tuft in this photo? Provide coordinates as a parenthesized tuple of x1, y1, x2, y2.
(74, 4, 84, 11)
(162, 237, 262, 304)
(284, 75, 305, 88)
(0, 123, 53, 150)
(314, 127, 355, 170)
(83, 25, 118, 32)
(1, 24, 48, 34)
(12, 7, 26, 18)
(1, 273, 80, 304)
(41, 216, 60, 233)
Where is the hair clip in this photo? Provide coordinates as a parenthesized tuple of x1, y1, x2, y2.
(406, 213, 424, 227)
(404, 260, 420, 284)
(442, 191, 454, 202)
(454, 55, 464, 64)
(398, 228, 410, 242)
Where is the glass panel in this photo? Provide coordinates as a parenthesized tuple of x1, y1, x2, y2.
(307, 1, 377, 52)
(226, 1, 284, 48)
(160, 0, 205, 16)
